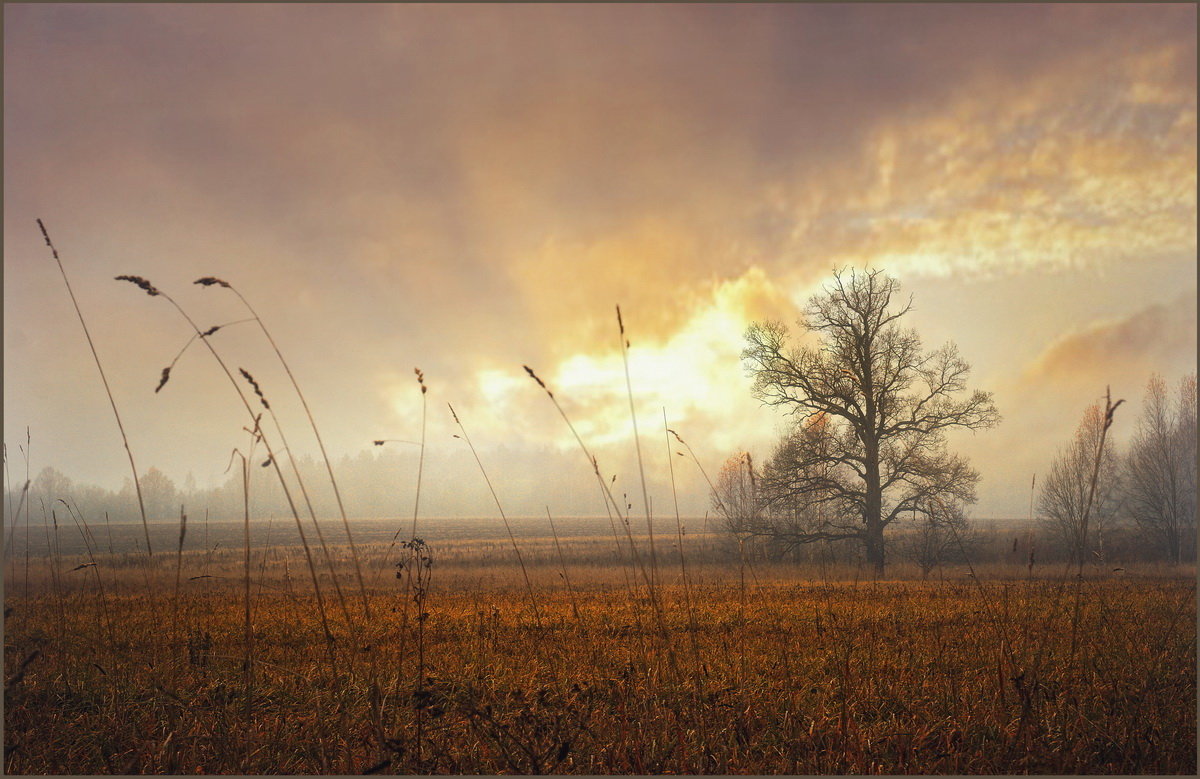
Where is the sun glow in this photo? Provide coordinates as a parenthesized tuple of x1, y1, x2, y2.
(464, 267, 795, 452)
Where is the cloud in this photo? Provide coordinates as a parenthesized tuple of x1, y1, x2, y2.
(771, 35, 1197, 281)
(1022, 292, 1197, 393)
(958, 291, 1197, 517)
(3, 4, 1195, 519)
(447, 266, 798, 453)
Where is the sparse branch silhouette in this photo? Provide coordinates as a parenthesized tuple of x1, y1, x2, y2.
(740, 268, 999, 574)
(1124, 374, 1197, 564)
(1038, 398, 1122, 567)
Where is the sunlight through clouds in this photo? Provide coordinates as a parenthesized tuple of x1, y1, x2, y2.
(779, 38, 1196, 280)
(4, 4, 1194, 517)
(465, 267, 798, 454)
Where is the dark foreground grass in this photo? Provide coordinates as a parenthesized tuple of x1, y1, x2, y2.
(3, 552, 1194, 775)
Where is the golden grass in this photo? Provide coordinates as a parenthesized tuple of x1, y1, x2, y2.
(4, 549, 1195, 774)
(13, 256, 1195, 774)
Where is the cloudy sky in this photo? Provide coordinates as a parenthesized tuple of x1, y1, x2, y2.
(4, 3, 1196, 520)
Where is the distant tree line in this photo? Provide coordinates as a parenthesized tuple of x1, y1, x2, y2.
(3, 442, 619, 531)
(8, 449, 449, 528)
(713, 372, 1197, 572)
(1035, 373, 1197, 566)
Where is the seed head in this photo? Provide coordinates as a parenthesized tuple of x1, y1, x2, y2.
(36, 219, 63, 262)
(239, 368, 270, 410)
(194, 277, 231, 288)
(155, 366, 172, 393)
(523, 365, 553, 398)
(115, 275, 160, 296)
(1105, 398, 1125, 427)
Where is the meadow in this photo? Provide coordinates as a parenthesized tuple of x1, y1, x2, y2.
(3, 526, 1195, 775)
(6, 235, 1194, 774)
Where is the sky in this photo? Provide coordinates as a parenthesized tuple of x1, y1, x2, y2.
(4, 3, 1196, 521)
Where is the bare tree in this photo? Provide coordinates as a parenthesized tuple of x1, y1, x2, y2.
(1179, 375, 1197, 556)
(711, 452, 763, 535)
(1038, 401, 1121, 566)
(120, 467, 178, 523)
(742, 269, 999, 574)
(34, 466, 73, 507)
(1124, 374, 1197, 564)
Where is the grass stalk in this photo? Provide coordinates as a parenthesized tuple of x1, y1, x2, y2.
(410, 369, 428, 541)
(448, 402, 542, 628)
(37, 220, 153, 559)
(262, 409, 357, 631)
(238, 448, 254, 767)
(4, 443, 12, 541)
(1069, 387, 1123, 658)
(4, 479, 30, 578)
(375, 370, 427, 764)
(1027, 473, 1036, 578)
(43, 503, 67, 647)
(102, 511, 114, 557)
(58, 499, 116, 658)
(523, 366, 649, 607)
(668, 428, 722, 514)
(545, 506, 580, 622)
(23, 437, 33, 601)
(160, 307, 358, 636)
(616, 305, 659, 591)
(114, 275, 339, 671)
(372, 368, 428, 581)
(197, 278, 371, 619)
(525, 321, 679, 680)
(171, 504, 187, 650)
(663, 408, 710, 768)
(1, 443, 20, 570)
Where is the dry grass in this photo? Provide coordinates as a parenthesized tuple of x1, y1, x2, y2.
(4, 548, 1195, 774)
(13, 253, 1194, 774)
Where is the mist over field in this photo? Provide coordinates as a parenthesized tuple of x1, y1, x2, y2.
(3, 4, 1196, 776)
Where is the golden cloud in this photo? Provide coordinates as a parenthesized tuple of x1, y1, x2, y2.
(1022, 291, 1197, 392)
(508, 218, 715, 357)
(778, 40, 1197, 280)
(461, 266, 797, 454)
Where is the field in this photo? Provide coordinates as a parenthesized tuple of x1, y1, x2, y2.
(3, 521, 1196, 774)
(8, 4, 1198, 775)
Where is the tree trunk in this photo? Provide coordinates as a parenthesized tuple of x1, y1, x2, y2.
(864, 520, 885, 577)
(863, 435, 885, 576)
